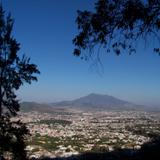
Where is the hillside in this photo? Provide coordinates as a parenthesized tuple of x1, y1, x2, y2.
(21, 102, 53, 113)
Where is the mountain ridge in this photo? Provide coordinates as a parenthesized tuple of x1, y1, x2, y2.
(20, 93, 159, 112)
(51, 93, 142, 111)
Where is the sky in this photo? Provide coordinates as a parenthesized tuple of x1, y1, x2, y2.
(3, 0, 160, 106)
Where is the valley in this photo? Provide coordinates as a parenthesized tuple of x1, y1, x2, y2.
(14, 109, 160, 159)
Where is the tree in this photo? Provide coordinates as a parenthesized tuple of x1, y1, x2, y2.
(73, 0, 160, 60)
(0, 116, 29, 159)
(0, 5, 39, 159)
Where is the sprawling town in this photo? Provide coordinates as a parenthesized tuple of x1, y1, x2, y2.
(14, 109, 160, 158)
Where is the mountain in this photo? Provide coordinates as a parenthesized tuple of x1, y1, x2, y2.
(20, 93, 157, 112)
(51, 93, 144, 111)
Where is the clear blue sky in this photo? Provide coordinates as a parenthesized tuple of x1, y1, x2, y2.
(3, 0, 160, 106)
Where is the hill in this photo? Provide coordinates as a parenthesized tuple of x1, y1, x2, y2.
(21, 102, 53, 113)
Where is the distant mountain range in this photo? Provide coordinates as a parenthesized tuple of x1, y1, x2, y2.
(21, 102, 53, 113)
(20, 93, 159, 112)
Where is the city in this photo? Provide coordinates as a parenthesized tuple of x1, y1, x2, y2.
(14, 109, 160, 158)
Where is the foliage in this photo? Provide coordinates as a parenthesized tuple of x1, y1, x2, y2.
(0, 116, 29, 160)
(0, 5, 39, 159)
(28, 135, 60, 151)
(73, 0, 160, 60)
(0, 5, 39, 117)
